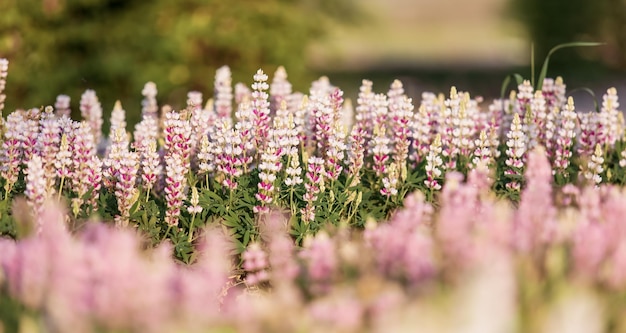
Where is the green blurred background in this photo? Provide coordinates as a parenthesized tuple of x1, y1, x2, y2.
(1, 0, 625, 127)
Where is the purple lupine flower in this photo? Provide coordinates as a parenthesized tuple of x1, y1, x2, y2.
(80, 89, 103, 146)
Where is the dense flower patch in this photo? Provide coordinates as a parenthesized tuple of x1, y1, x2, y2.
(1, 58, 626, 331)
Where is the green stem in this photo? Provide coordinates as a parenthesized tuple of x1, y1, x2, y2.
(187, 213, 196, 243)
(57, 176, 65, 201)
(145, 187, 151, 202)
(162, 224, 173, 243)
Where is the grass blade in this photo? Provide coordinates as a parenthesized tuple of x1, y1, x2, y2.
(536, 42, 604, 91)
(500, 73, 524, 112)
(568, 87, 600, 113)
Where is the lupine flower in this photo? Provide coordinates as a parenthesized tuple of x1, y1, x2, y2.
(370, 94, 390, 177)
(215, 66, 233, 118)
(504, 113, 526, 191)
(346, 125, 366, 185)
(300, 232, 337, 294)
(242, 243, 270, 286)
(270, 66, 292, 113)
(355, 79, 375, 145)
(410, 104, 432, 164)
(472, 130, 492, 170)
(324, 123, 347, 182)
(600, 87, 620, 146)
(544, 106, 559, 157)
(251, 69, 271, 154)
(163, 110, 192, 170)
(578, 113, 598, 157)
(553, 97, 577, 175)
(103, 127, 128, 190)
(54, 95, 71, 118)
(582, 144, 604, 185)
(214, 121, 243, 190)
(141, 139, 162, 197)
(0, 58, 7, 114)
(141, 81, 159, 119)
(25, 155, 48, 215)
(0, 112, 24, 194)
(301, 156, 325, 223)
(80, 89, 103, 146)
(310, 89, 336, 156)
(164, 155, 188, 227)
(114, 150, 140, 226)
(515, 146, 557, 253)
(255, 141, 282, 214)
(390, 96, 413, 178)
(132, 115, 159, 153)
(424, 134, 444, 190)
(109, 100, 127, 138)
(516, 80, 533, 116)
(21, 109, 41, 165)
(441, 87, 461, 168)
(380, 163, 399, 197)
(453, 93, 476, 162)
(38, 115, 61, 195)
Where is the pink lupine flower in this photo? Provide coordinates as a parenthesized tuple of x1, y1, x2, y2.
(516, 80, 533, 116)
(424, 134, 444, 190)
(165, 154, 188, 227)
(251, 69, 271, 153)
(472, 130, 493, 170)
(515, 146, 557, 253)
(310, 90, 335, 156)
(544, 106, 559, 158)
(600, 87, 620, 146)
(25, 155, 48, 214)
(355, 79, 375, 145)
(0, 58, 7, 114)
(214, 66, 233, 118)
(140, 139, 162, 197)
(214, 121, 243, 190)
(255, 141, 283, 214)
(54, 94, 71, 118)
(582, 144, 604, 186)
(114, 150, 139, 226)
(141, 81, 159, 119)
(163, 110, 192, 170)
(242, 243, 270, 286)
(346, 125, 366, 184)
(553, 97, 576, 175)
(370, 94, 390, 177)
(365, 191, 435, 284)
(235, 82, 251, 106)
(325, 123, 347, 182)
(109, 100, 127, 138)
(270, 66, 292, 113)
(309, 294, 364, 332)
(504, 113, 526, 191)
(21, 109, 41, 165)
(0, 111, 25, 194)
(80, 89, 104, 146)
(301, 156, 325, 223)
(453, 94, 476, 162)
(37, 115, 61, 192)
(578, 112, 598, 157)
(300, 232, 337, 294)
(410, 104, 432, 164)
(390, 96, 413, 177)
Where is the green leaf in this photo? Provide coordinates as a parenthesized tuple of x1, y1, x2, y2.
(536, 42, 604, 91)
(500, 73, 525, 102)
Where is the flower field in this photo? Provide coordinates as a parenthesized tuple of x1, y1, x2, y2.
(1, 58, 626, 332)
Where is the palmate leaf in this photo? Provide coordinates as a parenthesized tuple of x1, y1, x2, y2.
(536, 42, 604, 91)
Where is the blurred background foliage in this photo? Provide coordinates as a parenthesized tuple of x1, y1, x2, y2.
(0, 0, 625, 128)
(0, 0, 362, 126)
